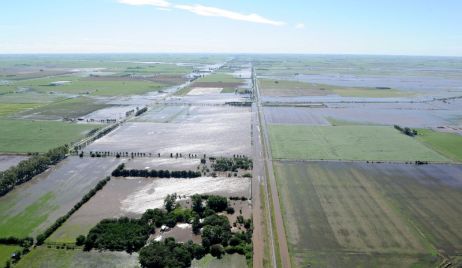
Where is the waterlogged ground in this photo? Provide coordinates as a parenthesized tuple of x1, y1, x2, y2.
(0, 154, 28, 171)
(0, 157, 122, 237)
(49, 176, 250, 243)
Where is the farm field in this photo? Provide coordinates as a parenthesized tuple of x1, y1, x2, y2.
(273, 161, 462, 267)
(268, 124, 448, 162)
(0, 103, 41, 116)
(0, 119, 100, 153)
(417, 129, 462, 162)
(16, 247, 139, 268)
(0, 157, 122, 237)
(86, 120, 251, 157)
(258, 78, 411, 98)
(49, 175, 251, 243)
(17, 97, 110, 120)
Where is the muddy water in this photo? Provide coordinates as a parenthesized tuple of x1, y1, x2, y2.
(0, 155, 29, 171)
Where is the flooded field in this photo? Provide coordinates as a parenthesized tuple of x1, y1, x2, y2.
(49, 176, 250, 243)
(86, 120, 250, 157)
(0, 154, 28, 171)
(274, 160, 462, 267)
(0, 157, 122, 237)
(123, 158, 200, 171)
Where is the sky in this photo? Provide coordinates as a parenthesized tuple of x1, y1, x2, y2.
(1, 0, 461, 56)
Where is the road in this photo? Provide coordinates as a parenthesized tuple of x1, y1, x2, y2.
(252, 67, 291, 268)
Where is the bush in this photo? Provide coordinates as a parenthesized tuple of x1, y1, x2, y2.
(206, 195, 228, 212)
(226, 207, 235, 214)
(210, 244, 224, 259)
(76, 235, 86, 246)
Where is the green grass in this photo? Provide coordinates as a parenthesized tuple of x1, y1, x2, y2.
(0, 119, 100, 153)
(19, 97, 109, 119)
(191, 254, 247, 268)
(259, 78, 412, 98)
(0, 245, 21, 265)
(5, 76, 167, 96)
(16, 246, 139, 268)
(273, 161, 460, 267)
(416, 129, 462, 162)
(268, 125, 448, 162)
(196, 73, 241, 83)
(0, 192, 57, 237)
(0, 103, 41, 116)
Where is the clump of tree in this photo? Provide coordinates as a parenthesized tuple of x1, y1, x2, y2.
(394, 125, 418, 137)
(111, 163, 201, 178)
(36, 177, 111, 245)
(83, 217, 151, 252)
(135, 106, 148, 116)
(0, 145, 68, 197)
(211, 157, 252, 172)
(139, 238, 205, 268)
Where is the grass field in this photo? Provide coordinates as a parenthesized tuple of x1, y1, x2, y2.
(16, 247, 139, 268)
(258, 78, 411, 98)
(18, 97, 109, 119)
(0, 119, 99, 153)
(0, 103, 41, 116)
(273, 161, 462, 267)
(268, 125, 448, 162)
(5, 76, 167, 96)
(0, 245, 21, 265)
(191, 254, 247, 268)
(417, 129, 462, 162)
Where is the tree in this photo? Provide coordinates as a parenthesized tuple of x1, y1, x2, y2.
(206, 195, 228, 212)
(210, 244, 224, 259)
(164, 194, 177, 212)
(191, 194, 204, 215)
(76, 235, 86, 246)
(192, 216, 201, 235)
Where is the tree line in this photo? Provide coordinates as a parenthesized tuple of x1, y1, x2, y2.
(111, 163, 201, 178)
(394, 125, 418, 137)
(211, 157, 253, 172)
(36, 177, 111, 245)
(0, 145, 68, 197)
(135, 106, 148, 116)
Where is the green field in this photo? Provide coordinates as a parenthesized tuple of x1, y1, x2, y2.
(2, 76, 167, 96)
(191, 254, 247, 268)
(0, 103, 41, 116)
(268, 125, 448, 162)
(0, 119, 99, 153)
(417, 129, 462, 162)
(273, 161, 462, 267)
(0, 245, 21, 265)
(18, 97, 109, 119)
(259, 78, 411, 98)
(16, 247, 139, 268)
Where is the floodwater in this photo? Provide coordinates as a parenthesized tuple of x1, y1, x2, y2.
(0, 154, 29, 171)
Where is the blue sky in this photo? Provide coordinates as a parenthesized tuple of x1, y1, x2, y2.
(1, 0, 461, 56)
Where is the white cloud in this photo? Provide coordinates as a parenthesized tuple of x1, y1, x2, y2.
(118, 0, 171, 8)
(295, 23, 305, 29)
(174, 4, 285, 26)
(118, 0, 285, 26)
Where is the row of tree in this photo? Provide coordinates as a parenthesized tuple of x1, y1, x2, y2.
(36, 177, 111, 245)
(0, 145, 68, 197)
(394, 125, 418, 137)
(111, 163, 201, 178)
(135, 106, 148, 116)
(212, 157, 253, 172)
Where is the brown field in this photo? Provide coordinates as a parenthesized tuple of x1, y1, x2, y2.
(274, 161, 462, 267)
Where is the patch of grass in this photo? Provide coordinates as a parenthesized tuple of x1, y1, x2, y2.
(0, 245, 21, 265)
(416, 129, 462, 162)
(19, 97, 109, 119)
(0, 192, 57, 237)
(220, 88, 237, 93)
(268, 125, 449, 162)
(0, 103, 41, 116)
(191, 253, 248, 268)
(0, 119, 100, 153)
(16, 246, 139, 268)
